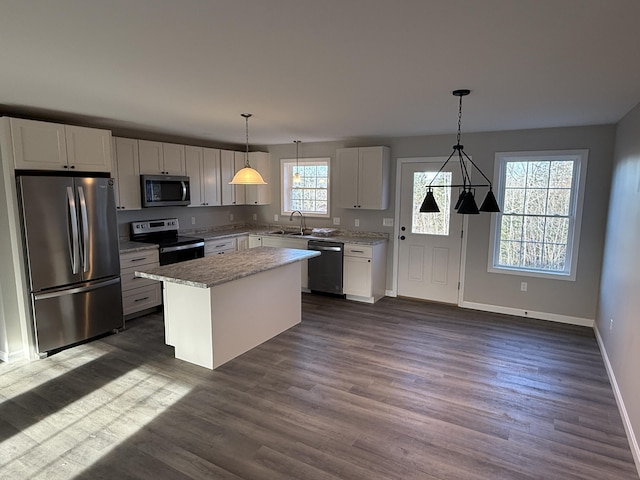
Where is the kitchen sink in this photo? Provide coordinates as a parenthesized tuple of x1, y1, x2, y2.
(268, 230, 304, 236)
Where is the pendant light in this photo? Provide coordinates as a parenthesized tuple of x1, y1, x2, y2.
(419, 90, 500, 214)
(293, 140, 301, 184)
(229, 113, 267, 185)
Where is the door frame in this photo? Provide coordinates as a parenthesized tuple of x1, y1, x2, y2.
(392, 157, 470, 306)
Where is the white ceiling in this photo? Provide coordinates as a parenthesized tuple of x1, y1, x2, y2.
(2, 0, 640, 145)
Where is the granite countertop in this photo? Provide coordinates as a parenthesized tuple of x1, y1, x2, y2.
(119, 240, 159, 253)
(135, 246, 320, 289)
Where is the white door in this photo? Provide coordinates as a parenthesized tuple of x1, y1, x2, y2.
(397, 158, 465, 304)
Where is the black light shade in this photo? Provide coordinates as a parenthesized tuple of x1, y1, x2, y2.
(454, 190, 467, 210)
(479, 189, 500, 212)
(419, 189, 440, 212)
(457, 191, 479, 214)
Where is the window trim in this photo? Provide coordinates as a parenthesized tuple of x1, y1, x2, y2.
(488, 149, 589, 281)
(280, 157, 331, 218)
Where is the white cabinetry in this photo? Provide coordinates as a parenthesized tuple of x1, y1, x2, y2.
(112, 137, 141, 210)
(343, 242, 386, 303)
(249, 234, 263, 248)
(11, 118, 112, 172)
(186, 146, 221, 207)
(336, 146, 390, 209)
(139, 140, 186, 175)
(245, 152, 271, 205)
(120, 249, 162, 317)
(220, 150, 246, 205)
(236, 235, 249, 251)
(261, 236, 309, 290)
(205, 237, 236, 256)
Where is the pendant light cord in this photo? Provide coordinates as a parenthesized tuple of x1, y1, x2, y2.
(242, 113, 252, 168)
(456, 93, 463, 147)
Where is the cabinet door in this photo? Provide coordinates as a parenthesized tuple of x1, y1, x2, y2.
(185, 146, 204, 206)
(11, 118, 68, 170)
(202, 148, 221, 206)
(233, 152, 247, 205)
(163, 143, 186, 175)
(65, 125, 112, 172)
(220, 150, 236, 205)
(245, 152, 271, 205)
(138, 140, 164, 174)
(236, 235, 249, 251)
(114, 137, 141, 210)
(358, 146, 389, 210)
(336, 148, 360, 208)
(248, 235, 262, 248)
(343, 255, 372, 297)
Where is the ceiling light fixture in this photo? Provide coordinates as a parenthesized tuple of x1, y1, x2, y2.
(419, 90, 500, 214)
(293, 140, 301, 184)
(229, 113, 267, 185)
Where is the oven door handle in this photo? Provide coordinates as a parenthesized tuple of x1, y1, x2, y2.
(160, 241, 205, 254)
(309, 245, 343, 252)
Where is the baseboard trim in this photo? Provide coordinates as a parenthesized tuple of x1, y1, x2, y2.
(460, 301, 594, 327)
(0, 347, 27, 363)
(594, 326, 640, 476)
(385, 289, 396, 297)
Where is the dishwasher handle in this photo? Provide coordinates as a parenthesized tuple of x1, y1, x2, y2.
(309, 245, 343, 252)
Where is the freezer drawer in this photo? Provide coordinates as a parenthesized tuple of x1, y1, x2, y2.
(32, 278, 123, 353)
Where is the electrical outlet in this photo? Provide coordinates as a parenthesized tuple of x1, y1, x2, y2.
(383, 218, 394, 227)
(355, 219, 360, 227)
(274, 214, 279, 222)
(610, 318, 614, 331)
(520, 282, 527, 292)
(191, 216, 196, 225)
(252, 213, 257, 221)
(229, 213, 234, 221)
(333, 217, 340, 226)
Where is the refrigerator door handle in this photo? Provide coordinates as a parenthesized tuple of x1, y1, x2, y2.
(77, 186, 89, 273)
(34, 277, 121, 301)
(66, 186, 80, 274)
(181, 181, 187, 201)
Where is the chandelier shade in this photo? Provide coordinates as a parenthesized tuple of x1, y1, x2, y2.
(230, 113, 267, 185)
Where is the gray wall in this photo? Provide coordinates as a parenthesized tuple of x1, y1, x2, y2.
(597, 101, 640, 460)
(262, 125, 614, 322)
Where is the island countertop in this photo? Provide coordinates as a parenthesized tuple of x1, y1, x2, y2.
(135, 246, 319, 289)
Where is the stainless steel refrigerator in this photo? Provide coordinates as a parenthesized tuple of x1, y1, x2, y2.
(17, 175, 123, 354)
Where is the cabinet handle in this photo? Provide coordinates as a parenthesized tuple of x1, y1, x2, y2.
(353, 205, 357, 208)
(134, 296, 150, 302)
(121, 206, 125, 209)
(368, 259, 371, 263)
(351, 250, 364, 253)
(129, 257, 147, 262)
(63, 165, 68, 169)
(400, 235, 406, 240)
(70, 165, 75, 169)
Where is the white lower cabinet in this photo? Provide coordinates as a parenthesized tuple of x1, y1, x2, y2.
(260, 236, 309, 290)
(343, 242, 387, 303)
(248, 234, 263, 248)
(120, 249, 162, 317)
(205, 237, 236, 256)
(236, 235, 249, 251)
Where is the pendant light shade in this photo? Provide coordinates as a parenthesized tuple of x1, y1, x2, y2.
(419, 189, 440, 213)
(230, 113, 267, 185)
(419, 90, 500, 215)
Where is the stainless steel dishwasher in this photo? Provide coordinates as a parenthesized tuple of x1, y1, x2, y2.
(307, 240, 344, 295)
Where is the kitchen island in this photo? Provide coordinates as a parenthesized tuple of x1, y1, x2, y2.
(135, 247, 319, 369)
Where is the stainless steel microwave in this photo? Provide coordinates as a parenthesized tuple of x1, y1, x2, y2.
(141, 175, 190, 207)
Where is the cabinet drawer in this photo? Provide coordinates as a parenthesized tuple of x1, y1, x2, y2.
(122, 283, 162, 315)
(120, 249, 159, 267)
(121, 265, 160, 291)
(205, 238, 236, 255)
(344, 244, 372, 258)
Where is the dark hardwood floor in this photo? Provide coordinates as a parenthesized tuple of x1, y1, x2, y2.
(0, 294, 637, 479)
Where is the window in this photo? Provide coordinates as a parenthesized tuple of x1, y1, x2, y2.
(489, 150, 588, 280)
(281, 157, 330, 217)
(412, 171, 452, 236)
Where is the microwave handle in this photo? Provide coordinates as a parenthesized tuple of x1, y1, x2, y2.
(181, 181, 187, 201)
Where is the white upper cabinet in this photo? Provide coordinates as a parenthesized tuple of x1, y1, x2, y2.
(138, 140, 186, 175)
(186, 146, 221, 207)
(245, 152, 271, 205)
(112, 137, 141, 210)
(11, 118, 112, 172)
(220, 150, 246, 205)
(336, 146, 390, 210)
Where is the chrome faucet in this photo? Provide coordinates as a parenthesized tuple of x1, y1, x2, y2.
(289, 210, 305, 234)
